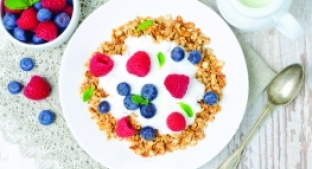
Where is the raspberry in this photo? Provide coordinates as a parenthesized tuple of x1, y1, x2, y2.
(164, 74, 190, 99)
(89, 53, 114, 77)
(16, 8, 39, 31)
(41, 0, 66, 13)
(116, 117, 136, 138)
(23, 75, 51, 101)
(62, 5, 73, 16)
(166, 112, 186, 131)
(126, 51, 151, 77)
(35, 21, 58, 41)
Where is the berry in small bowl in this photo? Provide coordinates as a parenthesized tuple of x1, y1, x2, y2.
(0, 0, 80, 50)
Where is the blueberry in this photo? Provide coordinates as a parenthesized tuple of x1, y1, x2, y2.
(13, 27, 28, 41)
(20, 57, 34, 71)
(171, 46, 185, 62)
(140, 84, 158, 101)
(188, 50, 202, 64)
(140, 103, 156, 119)
(7, 81, 23, 94)
(98, 101, 110, 114)
(123, 94, 140, 110)
(66, 0, 73, 5)
(140, 126, 156, 141)
(38, 110, 54, 125)
(54, 13, 71, 30)
(2, 13, 17, 30)
(33, 2, 42, 10)
(203, 91, 218, 105)
(117, 82, 131, 96)
(32, 34, 45, 44)
(37, 8, 52, 22)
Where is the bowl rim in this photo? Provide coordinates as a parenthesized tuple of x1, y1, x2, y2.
(0, 0, 81, 50)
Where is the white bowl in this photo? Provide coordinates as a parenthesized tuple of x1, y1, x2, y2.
(0, 0, 80, 50)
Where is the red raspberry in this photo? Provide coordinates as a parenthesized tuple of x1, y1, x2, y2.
(166, 112, 186, 131)
(164, 74, 190, 99)
(126, 51, 151, 77)
(89, 53, 114, 77)
(23, 76, 51, 101)
(62, 5, 73, 16)
(16, 8, 39, 31)
(36, 21, 58, 41)
(41, 0, 66, 13)
(116, 117, 136, 138)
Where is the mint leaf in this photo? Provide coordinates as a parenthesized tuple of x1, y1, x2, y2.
(137, 20, 154, 31)
(131, 94, 149, 105)
(83, 86, 95, 102)
(27, 0, 40, 6)
(157, 52, 166, 68)
(4, 0, 29, 10)
(178, 102, 194, 117)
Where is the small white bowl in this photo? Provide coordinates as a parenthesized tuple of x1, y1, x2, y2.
(0, 0, 80, 50)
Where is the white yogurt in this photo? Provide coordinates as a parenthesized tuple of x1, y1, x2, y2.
(99, 36, 205, 134)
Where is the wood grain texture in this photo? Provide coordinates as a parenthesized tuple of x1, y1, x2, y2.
(200, 0, 312, 169)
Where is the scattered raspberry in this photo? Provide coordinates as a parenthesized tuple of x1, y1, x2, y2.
(23, 75, 51, 101)
(164, 74, 190, 99)
(89, 53, 114, 77)
(35, 21, 58, 41)
(16, 8, 39, 31)
(126, 51, 151, 77)
(166, 112, 186, 131)
(62, 5, 73, 16)
(116, 117, 136, 138)
(41, 0, 66, 13)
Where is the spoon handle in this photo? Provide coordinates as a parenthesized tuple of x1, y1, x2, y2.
(217, 101, 275, 169)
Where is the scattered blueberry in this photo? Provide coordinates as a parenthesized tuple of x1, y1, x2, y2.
(140, 103, 156, 119)
(32, 35, 45, 44)
(140, 84, 158, 101)
(38, 110, 54, 125)
(171, 46, 185, 62)
(13, 27, 28, 41)
(117, 82, 131, 96)
(37, 8, 52, 22)
(140, 126, 156, 141)
(188, 50, 202, 64)
(2, 13, 17, 30)
(203, 91, 218, 105)
(54, 13, 71, 30)
(33, 2, 42, 10)
(123, 94, 140, 110)
(67, 0, 73, 5)
(7, 81, 23, 94)
(98, 101, 110, 114)
(20, 57, 34, 71)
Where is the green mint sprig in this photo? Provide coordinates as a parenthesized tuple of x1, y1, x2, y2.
(82, 86, 95, 102)
(136, 20, 154, 31)
(5, 0, 40, 10)
(157, 52, 166, 68)
(178, 102, 194, 117)
(131, 94, 149, 105)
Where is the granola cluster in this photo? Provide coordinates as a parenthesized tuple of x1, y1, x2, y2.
(79, 15, 226, 157)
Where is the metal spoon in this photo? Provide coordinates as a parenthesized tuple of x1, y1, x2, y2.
(217, 63, 304, 169)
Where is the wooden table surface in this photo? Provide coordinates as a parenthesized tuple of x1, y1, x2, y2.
(0, 0, 311, 169)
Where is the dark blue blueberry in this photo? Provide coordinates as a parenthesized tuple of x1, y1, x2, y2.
(7, 81, 23, 94)
(37, 8, 52, 22)
(123, 94, 140, 110)
(140, 126, 156, 141)
(54, 13, 71, 30)
(117, 82, 131, 96)
(32, 34, 45, 44)
(98, 101, 110, 114)
(66, 0, 73, 5)
(140, 84, 158, 101)
(20, 57, 34, 71)
(33, 2, 42, 10)
(140, 103, 156, 119)
(38, 110, 54, 125)
(171, 46, 185, 62)
(13, 27, 28, 41)
(2, 13, 17, 30)
(188, 50, 202, 64)
(203, 91, 218, 105)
